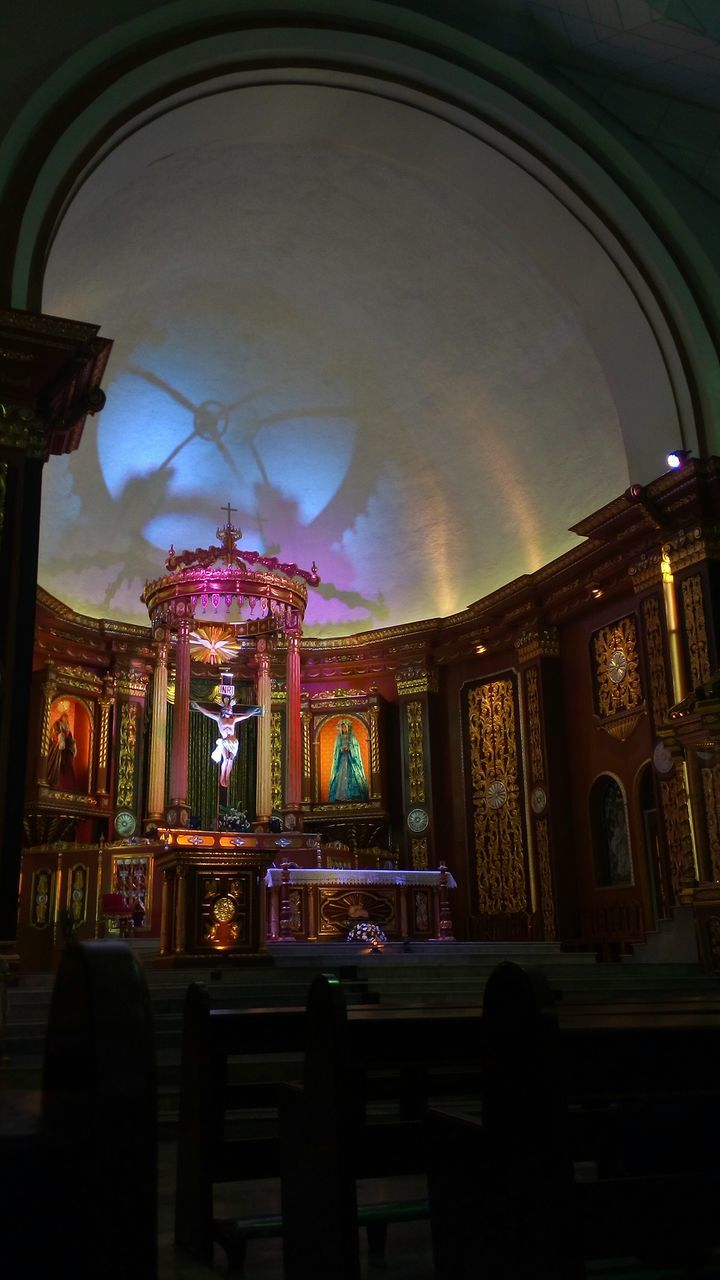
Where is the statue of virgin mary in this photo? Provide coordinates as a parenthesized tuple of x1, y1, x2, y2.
(329, 719, 369, 802)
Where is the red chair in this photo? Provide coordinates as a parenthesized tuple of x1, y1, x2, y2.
(101, 892, 133, 938)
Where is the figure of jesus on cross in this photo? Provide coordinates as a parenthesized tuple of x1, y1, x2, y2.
(192, 669, 263, 788)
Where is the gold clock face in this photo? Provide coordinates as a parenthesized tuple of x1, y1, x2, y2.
(607, 649, 628, 685)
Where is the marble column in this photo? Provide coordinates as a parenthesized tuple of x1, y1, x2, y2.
(169, 619, 191, 816)
(285, 627, 302, 816)
(147, 641, 169, 822)
(255, 640, 272, 827)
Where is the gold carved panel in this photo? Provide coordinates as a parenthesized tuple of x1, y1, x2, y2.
(466, 677, 527, 914)
(117, 703, 137, 810)
(412, 888, 432, 933)
(67, 863, 89, 926)
(199, 870, 251, 948)
(271, 709, 283, 814)
(30, 867, 53, 929)
(318, 888, 396, 937)
(681, 575, 711, 688)
(660, 773, 695, 895)
(642, 595, 670, 723)
(406, 700, 425, 803)
(702, 765, 720, 883)
(592, 615, 643, 720)
(411, 837, 428, 869)
(525, 667, 544, 784)
(535, 818, 556, 941)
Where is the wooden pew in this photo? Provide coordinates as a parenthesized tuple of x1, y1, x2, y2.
(1, 941, 157, 1280)
(428, 960, 720, 1279)
(174, 983, 307, 1270)
(280, 973, 483, 1280)
(174, 975, 483, 1275)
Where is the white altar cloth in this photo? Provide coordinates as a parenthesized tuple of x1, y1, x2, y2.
(265, 867, 456, 888)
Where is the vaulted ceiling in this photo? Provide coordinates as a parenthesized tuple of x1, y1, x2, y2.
(22, 1, 718, 637)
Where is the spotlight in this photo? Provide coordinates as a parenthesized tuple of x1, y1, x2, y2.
(667, 448, 692, 470)
(590, 583, 603, 600)
(475, 643, 486, 655)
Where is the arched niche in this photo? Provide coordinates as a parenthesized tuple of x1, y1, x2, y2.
(316, 713, 370, 806)
(46, 695, 93, 795)
(589, 772, 634, 890)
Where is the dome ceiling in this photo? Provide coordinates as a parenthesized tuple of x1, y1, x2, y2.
(40, 83, 678, 637)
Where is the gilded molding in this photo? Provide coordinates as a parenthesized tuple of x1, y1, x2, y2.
(514, 625, 559, 664)
(663, 526, 720, 573)
(271, 678, 287, 704)
(36, 587, 101, 630)
(45, 790, 98, 807)
(115, 669, 149, 699)
(301, 619, 432, 649)
(467, 677, 526, 914)
(629, 550, 663, 593)
(54, 663, 103, 694)
(396, 664, 438, 696)
(406, 701, 426, 804)
(411, 837, 429, 869)
(681, 574, 711, 687)
(117, 703, 138, 810)
(314, 801, 379, 813)
(642, 595, 670, 724)
(309, 687, 370, 705)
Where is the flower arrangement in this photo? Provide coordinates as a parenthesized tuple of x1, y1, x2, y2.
(218, 807, 252, 833)
(346, 920, 387, 948)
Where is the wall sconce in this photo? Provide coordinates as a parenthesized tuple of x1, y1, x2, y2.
(667, 448, 692, 470)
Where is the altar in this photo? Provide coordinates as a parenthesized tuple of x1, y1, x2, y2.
(156, 828, 323, 957)
(266, 865, 456, 943)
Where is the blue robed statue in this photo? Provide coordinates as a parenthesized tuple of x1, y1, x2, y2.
(328, 718, 369, 802)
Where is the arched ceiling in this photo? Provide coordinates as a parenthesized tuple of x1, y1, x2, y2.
(40, 81, 681, 637)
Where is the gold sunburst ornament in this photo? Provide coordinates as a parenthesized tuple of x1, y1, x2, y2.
(189, 626, 240, 666)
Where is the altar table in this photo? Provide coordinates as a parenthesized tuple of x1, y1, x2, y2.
(265, 865, 457, 942)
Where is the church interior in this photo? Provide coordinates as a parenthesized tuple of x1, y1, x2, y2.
(2, 2, 720, 1276)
